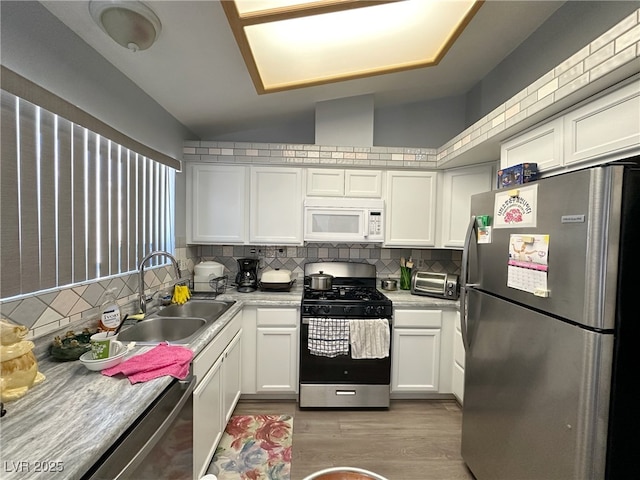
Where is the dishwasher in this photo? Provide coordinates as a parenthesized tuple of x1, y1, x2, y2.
(83, 374, 195, 480)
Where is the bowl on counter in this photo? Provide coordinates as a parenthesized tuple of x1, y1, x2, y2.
(79, 343, 129, 371)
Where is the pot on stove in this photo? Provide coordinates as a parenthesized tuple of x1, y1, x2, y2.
(308, 271, 334, 291)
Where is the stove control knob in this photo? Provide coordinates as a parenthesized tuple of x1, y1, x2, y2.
(364, 305, 377, 316)
(365, 305, 385, 316)
(343, 306, 352, 314)
(320, 305, 332, 315)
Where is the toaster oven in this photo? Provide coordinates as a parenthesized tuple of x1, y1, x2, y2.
(410, 271, 459, 299)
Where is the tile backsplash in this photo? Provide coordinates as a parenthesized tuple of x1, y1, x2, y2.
(0, 244, 459, 340)
(0, 265, 181, 339)
(178, 244, 462, 282)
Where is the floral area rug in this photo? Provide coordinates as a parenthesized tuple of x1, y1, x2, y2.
(207, 414, 293, 480)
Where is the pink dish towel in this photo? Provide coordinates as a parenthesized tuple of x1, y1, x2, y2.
(102, 343, 193, 384)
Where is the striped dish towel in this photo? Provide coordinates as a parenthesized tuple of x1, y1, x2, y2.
(308, 318, 350, 357)
(348, 319, 390, 359)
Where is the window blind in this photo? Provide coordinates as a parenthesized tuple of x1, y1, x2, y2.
(0, 89, 175, 299)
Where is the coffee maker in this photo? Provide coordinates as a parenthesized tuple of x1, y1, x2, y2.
(235, 258, 259, 293)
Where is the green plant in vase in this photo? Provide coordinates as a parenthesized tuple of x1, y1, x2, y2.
(400, 257, 414, 290)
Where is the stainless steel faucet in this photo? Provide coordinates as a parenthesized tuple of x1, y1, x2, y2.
(138, 251, 181, 314)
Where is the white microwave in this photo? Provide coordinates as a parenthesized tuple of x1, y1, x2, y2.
(304, 198, 384, 243)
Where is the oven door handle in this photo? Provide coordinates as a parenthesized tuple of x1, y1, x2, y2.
(335, 389, 357, 396)
(301, 318, 393, 325)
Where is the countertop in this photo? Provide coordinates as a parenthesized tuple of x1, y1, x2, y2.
(0, 285, 457, 480)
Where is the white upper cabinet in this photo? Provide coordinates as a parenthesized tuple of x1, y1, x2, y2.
(500, 118, 563, 171)
(500, 79, 640, 175)
(306, 168, 344, 196)
(250, 167, 303, 245)
(344, 170, 382, 197)
(187, 164, 247, 244)
(564, 79, 640, 165)
(306, 168, 382, 197)
(439, 164, 494, 248)
(385, 171, 437, 247)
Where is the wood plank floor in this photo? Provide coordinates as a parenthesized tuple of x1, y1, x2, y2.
(231, 399, 475, 480)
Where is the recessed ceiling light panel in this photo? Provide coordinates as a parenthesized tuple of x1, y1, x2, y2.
(223, 0, 483, 93)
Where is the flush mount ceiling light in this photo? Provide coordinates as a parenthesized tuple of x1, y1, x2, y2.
(89, 1, 162, 52)
(222, 0, 483, 94)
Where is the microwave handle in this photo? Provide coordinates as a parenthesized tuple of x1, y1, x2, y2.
(363, 212, 368, 238)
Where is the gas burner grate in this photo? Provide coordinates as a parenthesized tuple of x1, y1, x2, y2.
(303, 286, 389, 303)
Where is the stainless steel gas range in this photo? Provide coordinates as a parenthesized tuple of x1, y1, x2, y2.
(299, 261, 393, 408)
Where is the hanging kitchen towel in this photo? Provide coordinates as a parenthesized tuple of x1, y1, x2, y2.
(348, 319, 390, 359)
(101, 342, 193, 384)
(307, 318, 350, 357)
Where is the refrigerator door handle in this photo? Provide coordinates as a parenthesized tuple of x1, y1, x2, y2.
(460, 215, 478, 351)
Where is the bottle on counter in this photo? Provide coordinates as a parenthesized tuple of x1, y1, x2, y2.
(99, 288, 121, 331)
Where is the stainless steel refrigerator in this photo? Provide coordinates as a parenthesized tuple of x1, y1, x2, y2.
(460, 161, 639, 480)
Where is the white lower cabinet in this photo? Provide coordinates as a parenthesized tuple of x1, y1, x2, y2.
(256, 326, 298, 393)
(242, 306, 299, 395)
(452, 312, 465, 404)
(192, 312, 242, 479)
(222, 331, 242, 423)
(193, 355, 223, 480)
(391, 309, 442, 394)
(392, 327, 441, 392)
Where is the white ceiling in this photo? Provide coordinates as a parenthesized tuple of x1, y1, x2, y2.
(40, 1, 565, 139)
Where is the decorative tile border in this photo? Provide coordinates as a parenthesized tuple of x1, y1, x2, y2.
(182, 142, 438, 169)
(183, 9, 639, 169)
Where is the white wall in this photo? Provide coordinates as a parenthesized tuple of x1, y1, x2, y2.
(374, 95, 467, 148)
(315, 94, 374, 147)
(0, 1, 194, 160)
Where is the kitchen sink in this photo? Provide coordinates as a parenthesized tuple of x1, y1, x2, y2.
(156, 300, 232, 319)
(118, 300, 235, 344)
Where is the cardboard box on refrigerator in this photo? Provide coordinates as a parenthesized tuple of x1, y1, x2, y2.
(497, 163, 538, 189)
